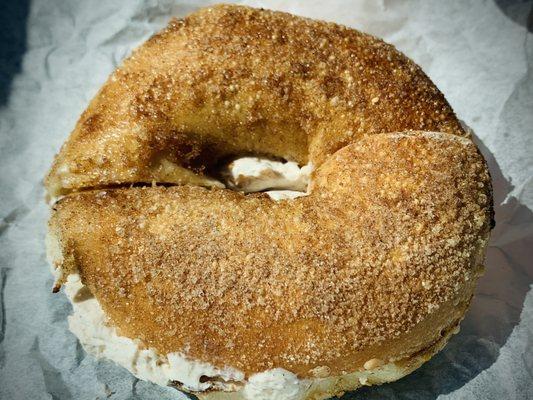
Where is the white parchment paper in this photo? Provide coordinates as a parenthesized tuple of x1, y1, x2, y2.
(0, 1, 532, 399)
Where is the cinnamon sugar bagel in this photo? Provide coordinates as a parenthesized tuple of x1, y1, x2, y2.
(45, 4, 493, 400)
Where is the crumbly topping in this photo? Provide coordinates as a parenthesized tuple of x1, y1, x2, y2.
(45, 4, 465, 198)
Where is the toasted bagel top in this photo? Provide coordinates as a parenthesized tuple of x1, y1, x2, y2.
(45, 4, 465, 198)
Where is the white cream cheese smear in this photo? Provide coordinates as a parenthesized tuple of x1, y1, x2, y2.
(244, 368, 311, 400)
(223, 157, 313, 199)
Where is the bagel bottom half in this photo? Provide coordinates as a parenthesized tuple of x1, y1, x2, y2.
(47, 132, 492, 400)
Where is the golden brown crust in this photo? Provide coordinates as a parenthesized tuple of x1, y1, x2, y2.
(45, 4, 465, 197)
(49, 132, 492, 377)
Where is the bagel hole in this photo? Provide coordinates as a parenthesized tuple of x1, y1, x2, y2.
(53, 156, 311, 202)
(213, 154, 312, 200)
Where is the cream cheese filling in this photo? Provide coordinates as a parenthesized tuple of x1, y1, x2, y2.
(222, 157, 313, 199)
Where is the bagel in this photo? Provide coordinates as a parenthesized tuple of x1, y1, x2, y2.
(45, 4, 493, 400)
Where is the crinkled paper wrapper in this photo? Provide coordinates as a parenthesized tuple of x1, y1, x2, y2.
(0, 0, 532, 399)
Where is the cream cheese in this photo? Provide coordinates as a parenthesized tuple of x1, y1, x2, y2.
(243, 369, 311, 400)
(223, 157, 312, 199)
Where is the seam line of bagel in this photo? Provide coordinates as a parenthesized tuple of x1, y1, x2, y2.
(49, 181, 219, 205)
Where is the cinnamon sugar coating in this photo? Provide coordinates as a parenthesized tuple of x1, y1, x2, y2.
(45, 4, 465, 197)
(49, 132, 492, 377)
